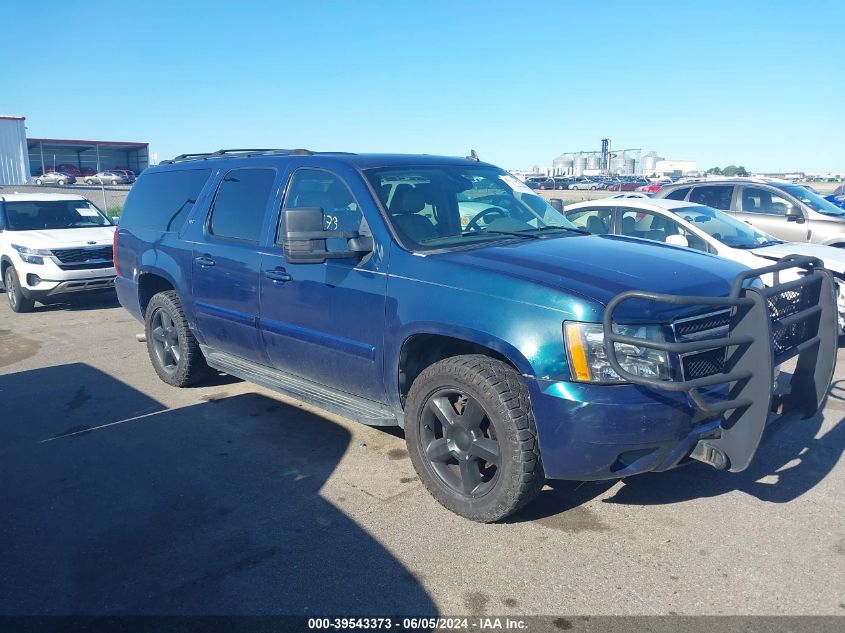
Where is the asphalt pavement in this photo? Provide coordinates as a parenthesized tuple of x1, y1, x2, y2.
(0, 292, 843, 617)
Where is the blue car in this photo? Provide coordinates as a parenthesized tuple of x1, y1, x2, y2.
(113, 149, 838, 521)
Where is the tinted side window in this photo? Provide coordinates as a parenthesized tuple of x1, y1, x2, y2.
(565, 207, 612, 233)
(689, 186, 733, 210)
(740, 187, 792, 215)
(209, 168, 276, 242)
(281, 169, 363, 250)
(120, 169, 211, 232)
(665, 187, 690, 201)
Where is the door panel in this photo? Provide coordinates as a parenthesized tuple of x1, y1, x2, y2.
(736, 186, 810, 242)
(258, 168, 387, 401)
(191, 167, 277, 362)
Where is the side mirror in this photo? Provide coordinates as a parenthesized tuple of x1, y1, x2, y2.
(281, 207, 371, 264)
(786, 205, 805, 223)
(665, 234, 689, 248)
(111, 216, 120, 225)
(549, 198, 564, 213)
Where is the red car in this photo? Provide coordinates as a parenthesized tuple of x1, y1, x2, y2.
(55, 164, 82, 176)
(637, 183, 664, 194)
(607, 180, 649, 192)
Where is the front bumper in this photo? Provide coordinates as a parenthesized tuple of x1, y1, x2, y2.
(532, 256, 838, 480)
(20, 276, 115, 299)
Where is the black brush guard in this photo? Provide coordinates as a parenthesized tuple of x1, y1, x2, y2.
(602, 256, 838, 472)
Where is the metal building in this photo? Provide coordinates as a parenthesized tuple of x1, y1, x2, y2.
(0, 115, 32, 185)
(27, 138, 149, 177)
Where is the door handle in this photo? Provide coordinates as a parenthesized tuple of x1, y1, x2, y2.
(195, 255, 215, 267)
(265, 269, 292, 283)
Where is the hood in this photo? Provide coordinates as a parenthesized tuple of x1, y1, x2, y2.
(437, 234, 751, 323)
(752, 242, 845, 275)
(9, 226, 115, 249)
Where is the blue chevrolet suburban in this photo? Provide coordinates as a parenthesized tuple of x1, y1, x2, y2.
(114, 149, 837, 522)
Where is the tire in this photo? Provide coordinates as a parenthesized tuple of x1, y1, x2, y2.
(590, 186, 597, 190)
(3, 265, 35, 313)
(85, 179, 94, 185)
(144, 290, 211, 387)
(404, 355, 545, 522)
(57, 179, 66, 186)
(35, 179, 43, 185)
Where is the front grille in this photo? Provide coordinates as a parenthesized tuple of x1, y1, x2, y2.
(673, 310, 731, 381)
(51, 246, 113, 263)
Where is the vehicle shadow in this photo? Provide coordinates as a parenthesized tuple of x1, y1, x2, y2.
(0, 363, 436, 616)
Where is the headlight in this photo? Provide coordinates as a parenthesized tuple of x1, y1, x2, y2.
(564, 321, 671, 384)
(11, 244, 52, 265)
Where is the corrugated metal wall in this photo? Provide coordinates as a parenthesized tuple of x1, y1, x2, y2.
(0, 117, 31, 185)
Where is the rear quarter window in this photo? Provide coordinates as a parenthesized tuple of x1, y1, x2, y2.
(120, 169, 212, 232)
(665, 187, 690, 201)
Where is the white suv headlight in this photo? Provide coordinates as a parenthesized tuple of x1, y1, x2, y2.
(564, 321, 671, 384)
(11, 244, 52, 265)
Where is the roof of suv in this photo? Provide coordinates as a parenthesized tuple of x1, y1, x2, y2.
(567, 198, 697, 211)
(155, 149, 493, 171)
(666, 177, 791, 188)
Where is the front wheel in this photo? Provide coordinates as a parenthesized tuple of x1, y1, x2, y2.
(4, 266, 35, 313)
(405, 355, 545, 522)
(57, 179, 66, 185)
(35, 179, 43, 185)
(144, 290, 211, 386)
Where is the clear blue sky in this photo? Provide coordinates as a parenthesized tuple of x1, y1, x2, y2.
(3, 0, 843, 172)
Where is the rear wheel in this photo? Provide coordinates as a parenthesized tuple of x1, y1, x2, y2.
(35, 178, 43, 185)
(57, 179, 66, 185)
(144, 290, 211, 386)
(405, 355, 545, 522)
(4, 266, 35, 313)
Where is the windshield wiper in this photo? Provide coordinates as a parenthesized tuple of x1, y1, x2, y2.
(521, 225, 590, 236)
(461, 229, 541, 240)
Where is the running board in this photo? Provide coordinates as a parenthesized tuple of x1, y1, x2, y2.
(202, 347, 400, 427)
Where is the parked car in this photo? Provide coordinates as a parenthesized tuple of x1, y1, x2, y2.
(0, 193, 116, 312)
(33, 172, 76, 186)
(55, 164, 82, 177)
(607, 179, 648, 192)
(568, 177, 600, 190)
(109, 169, 136, 183)
(113, 149, 836, 522)
(552, 176, 572, 190)
(563, 197, 845, 329)
(524, 176, 552, 190)
(655, 177, 845, 247)
(79, 167, 97, 177)
(637, 183, 664, 194)
(84, 171, 132, 185)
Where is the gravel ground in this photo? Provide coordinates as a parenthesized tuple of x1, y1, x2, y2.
(0, 290, 843, 618)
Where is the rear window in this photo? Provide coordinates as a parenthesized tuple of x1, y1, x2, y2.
(689, 185, 734, 210)
(665, 187, 689, 201)
(120, 169, 212, 232)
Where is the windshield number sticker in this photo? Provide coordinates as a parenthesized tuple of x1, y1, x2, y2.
(75, 207, 99, 217)
(499, 174, 535, 196)
(324, 215, 338, 231)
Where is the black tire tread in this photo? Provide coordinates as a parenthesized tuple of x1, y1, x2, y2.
(4, 265, 35, 313)
(405, 354, 545, 522)
(144, 290, 210, 387)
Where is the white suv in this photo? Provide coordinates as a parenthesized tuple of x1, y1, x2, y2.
(0, 193, 116, 313)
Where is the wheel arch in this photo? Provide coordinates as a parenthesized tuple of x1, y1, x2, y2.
(137, 270, 177, 316)
(395, 329, 532, 407)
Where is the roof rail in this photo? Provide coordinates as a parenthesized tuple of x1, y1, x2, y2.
(159, 148, 326, 164)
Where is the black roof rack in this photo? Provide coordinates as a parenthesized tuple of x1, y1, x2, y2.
(159, 148, 356, 165)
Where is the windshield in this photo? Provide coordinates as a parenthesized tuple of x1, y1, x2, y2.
(364, 165, 579, 250)
(2, 199, 112, 230)
(671, 205, 780, 249)
(781, 184, 845, 216)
